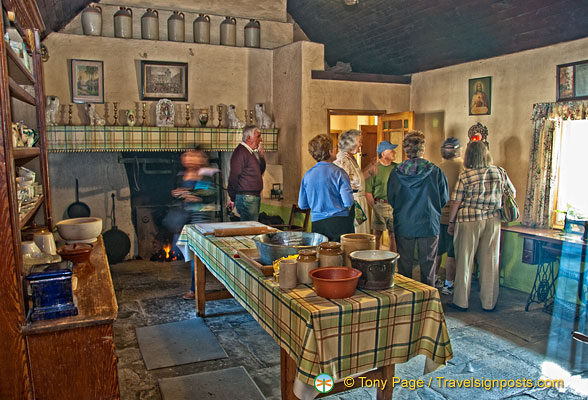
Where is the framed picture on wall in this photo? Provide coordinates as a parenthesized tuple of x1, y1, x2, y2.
(140, 61, 188, 101)
(556, 60, 588, 101)
(70, 59, 104, 103)
(469, 76, 491, 115)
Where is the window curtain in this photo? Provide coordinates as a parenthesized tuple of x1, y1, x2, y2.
(523, 101, 586, 227)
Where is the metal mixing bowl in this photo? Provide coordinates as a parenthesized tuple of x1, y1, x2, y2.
(252, 232, 328, 265)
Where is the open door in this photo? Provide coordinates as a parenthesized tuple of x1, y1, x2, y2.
(360, 125, 378, 168)
(377, 111, 414, 162)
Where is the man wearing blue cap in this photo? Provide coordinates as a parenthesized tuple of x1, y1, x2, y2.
(365, 141, 398, 251)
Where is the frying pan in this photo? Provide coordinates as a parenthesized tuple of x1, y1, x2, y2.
(103, 193, 130, 264)
(67, 178, 91, 218)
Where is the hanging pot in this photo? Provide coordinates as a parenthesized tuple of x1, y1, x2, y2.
(102, 193, 130, 265)
(141, 8, 159, 40)
(66, 178, 91, 219)
(81, 4, 102, 36)
(220, 16, 236, 46)
(114, 7, 133, 39)
(167, 11, 185, 42)
(244, 19, 260, 48)
(193, 14, 210, 44)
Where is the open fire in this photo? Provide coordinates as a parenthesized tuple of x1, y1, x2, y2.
(151, 243, 184, 262)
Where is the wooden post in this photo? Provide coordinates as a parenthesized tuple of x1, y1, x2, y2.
(194, 257, 206, 317)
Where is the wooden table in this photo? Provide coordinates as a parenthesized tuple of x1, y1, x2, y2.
(177, 224, 452, 400)
(21, 236, 119, 399)
(503, 225, 587, 312)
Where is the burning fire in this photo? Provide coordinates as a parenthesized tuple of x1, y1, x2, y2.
(151, 242, 182, 262)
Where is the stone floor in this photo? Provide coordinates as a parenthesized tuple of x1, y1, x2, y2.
(112, 260, 588, 400)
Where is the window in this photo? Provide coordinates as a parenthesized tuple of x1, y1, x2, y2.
(553, 120, 588, 227)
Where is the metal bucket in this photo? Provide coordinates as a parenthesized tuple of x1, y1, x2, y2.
(252, 232, 327, 266)
(348, 250, 399, 290)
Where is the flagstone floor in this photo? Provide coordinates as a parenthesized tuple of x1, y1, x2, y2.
(112, 260, 587, 400)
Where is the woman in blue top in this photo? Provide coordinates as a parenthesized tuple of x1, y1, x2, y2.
(298, 134, 355, 241)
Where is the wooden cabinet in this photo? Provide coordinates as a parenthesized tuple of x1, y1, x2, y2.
(1, 2, 119, 399)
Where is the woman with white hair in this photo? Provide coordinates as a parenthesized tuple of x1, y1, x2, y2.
(333, 129, 370, 233)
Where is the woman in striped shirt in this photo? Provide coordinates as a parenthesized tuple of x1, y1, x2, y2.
(447, 141, 515, 311)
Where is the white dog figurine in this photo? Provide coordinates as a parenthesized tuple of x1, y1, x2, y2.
(255, 103, 274, 129)
(85, 104, 106, 126)
(45, 96, 59, 126)
(227, 104, 245, 129)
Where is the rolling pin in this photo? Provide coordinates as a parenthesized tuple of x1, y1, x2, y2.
(213, 226, 277, 237)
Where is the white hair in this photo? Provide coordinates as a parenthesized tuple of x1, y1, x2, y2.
(242, 125, 258, 141)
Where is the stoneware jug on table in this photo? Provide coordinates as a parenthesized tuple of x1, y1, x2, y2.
(114, 7, 133, 39)
(340, 233, 376, 267)
(193, 14, 210, 44)
(244, 19, 260, 48)
(167, 11, 185, 42)
(220, 16, 237, 46)
(81, 4, 102, 36)
(141, 8, 159, 40)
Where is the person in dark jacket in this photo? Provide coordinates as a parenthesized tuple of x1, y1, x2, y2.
(387, 130, 449, 285)
(227, 125, 266, 221)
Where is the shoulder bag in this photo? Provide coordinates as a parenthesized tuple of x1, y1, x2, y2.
(499, 167, 519, 222)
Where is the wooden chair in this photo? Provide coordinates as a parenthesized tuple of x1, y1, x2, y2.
(270, 204, 310, 232)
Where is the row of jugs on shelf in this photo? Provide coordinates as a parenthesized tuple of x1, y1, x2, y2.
(82, 5, 260, 47)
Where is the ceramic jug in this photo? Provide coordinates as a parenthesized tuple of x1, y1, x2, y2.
(244, 19, 260, 48)
(340, 233, 376, 267)
(193, 14, 210, 44)
(318, 242, 344, 268)
(141, 9, 159, 40)
(167, 11, 185, 42)
(114, 7, 133, 39)
(81, 4, 102, 36)
(297, 249, 318, 284)
(220, 16, 236, 46)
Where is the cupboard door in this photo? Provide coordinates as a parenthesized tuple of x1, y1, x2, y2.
(377, 111, 414, 162)
(26, 324, 120, 400)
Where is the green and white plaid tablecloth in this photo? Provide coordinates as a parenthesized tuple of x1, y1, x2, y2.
(177, 225, 453, 385)
(47, 126, 278, 152)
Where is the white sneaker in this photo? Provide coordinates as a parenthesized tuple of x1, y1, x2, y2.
(441, 285, 454, 295)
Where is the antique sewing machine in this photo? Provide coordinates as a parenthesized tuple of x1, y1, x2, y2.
(564, 215, 588, 242)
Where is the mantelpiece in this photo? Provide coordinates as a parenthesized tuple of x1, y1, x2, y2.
(47, 126, 278, 152)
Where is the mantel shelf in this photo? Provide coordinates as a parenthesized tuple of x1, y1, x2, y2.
(47, 126, 278, 152)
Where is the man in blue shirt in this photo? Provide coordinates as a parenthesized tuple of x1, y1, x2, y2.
(299, 134, 355, 241)
(387, 131, 449, 285)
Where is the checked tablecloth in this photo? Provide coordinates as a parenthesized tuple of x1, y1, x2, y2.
(177, 225, 453, 385)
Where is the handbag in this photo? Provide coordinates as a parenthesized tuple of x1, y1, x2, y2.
(499, 168, 519, 222)
(354, 200, 367, 225)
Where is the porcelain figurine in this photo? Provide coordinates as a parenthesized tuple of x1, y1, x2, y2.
(156, 99, 175, 127)
(85, 104, 105, 126)
(255, 103, 274, 129)
(45, 95, 59, 126)
(227, 104, 245, 128)
(126, 110, 137, 127)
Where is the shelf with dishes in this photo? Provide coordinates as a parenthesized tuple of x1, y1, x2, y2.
(19, 194, 44, 229)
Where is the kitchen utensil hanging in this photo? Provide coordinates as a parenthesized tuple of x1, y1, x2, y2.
(103, 193, 130, 264)
(66, 178, 91, 218)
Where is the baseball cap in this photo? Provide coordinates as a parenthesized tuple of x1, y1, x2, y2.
(441, 137, 461, 149)
(377, 141, 398, 155)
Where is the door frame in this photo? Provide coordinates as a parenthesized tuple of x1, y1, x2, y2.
(327, 109, 386, 135)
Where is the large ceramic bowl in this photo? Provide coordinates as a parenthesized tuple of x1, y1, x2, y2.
(56, 217, 102, 243)
(349, 250, 399, 289)
(309, 267, 362, 299)
(252, 231, 327, 265)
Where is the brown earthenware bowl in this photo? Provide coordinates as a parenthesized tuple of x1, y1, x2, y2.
(57, 243, 93, 264)
(309, 266, 362, 299)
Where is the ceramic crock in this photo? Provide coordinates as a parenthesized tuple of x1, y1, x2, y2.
(220, 16, 236, 46)
(193, 14, 210, 44)
(297, 249, 318, 284)
(318, 241, 344, 268)
(81, 4, 102, 36)
(244, 19, 260, 48)
(114, 7, 133, 39)
(141, 9, 159, 40)
(340, 233, 376, 267)
(167, 11, 185, 42)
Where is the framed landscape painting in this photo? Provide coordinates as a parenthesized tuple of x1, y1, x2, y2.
(140, 61, 188, 101)
(71, 59, 104, 103)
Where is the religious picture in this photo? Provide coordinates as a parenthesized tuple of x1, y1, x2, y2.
(469, 77, 491, 115)
(558, 66, 574, 99)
